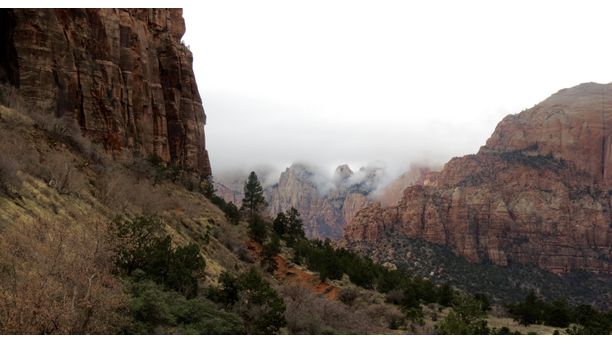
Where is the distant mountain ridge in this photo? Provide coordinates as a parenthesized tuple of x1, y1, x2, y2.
(215, 163, 431, 239)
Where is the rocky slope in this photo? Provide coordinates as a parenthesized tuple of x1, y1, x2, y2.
(265, 163, 383, 239)
(0, 9, 210, 175)
(345, 83, 612, 275)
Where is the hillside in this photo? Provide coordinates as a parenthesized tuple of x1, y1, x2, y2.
(1, 8, 610, 336)
(4, 93, 604, 334)
(0, 94, 407, 334)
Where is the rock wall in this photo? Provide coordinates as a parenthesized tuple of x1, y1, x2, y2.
(1, 9, 210, 175)
(266, 163, 381, 239)
(346, 83, 612, 274)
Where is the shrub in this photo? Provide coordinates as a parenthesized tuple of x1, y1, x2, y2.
(224, 202, 241, 224)
(247, 215, 268, 244)
(208, 268, 286, 334)
(111, 215, 205, 297)
(436, 283, 455, 307)
(507, 291, 546, 326)
(281, 285, 378, 334)
(385, 289, 405, 305)
(338, 288, 359, 306)
(508, 292, 612, 333)
(261, 235, 281, 272)
(207, 272, 240, 307)
(0, 219, 126, 334)
(544, 299, 571, 328)
(233, 268, 286, 334)
(42, 152, 87, 195)
(126, 279, 244, 334)
(436, 294, 490, 335)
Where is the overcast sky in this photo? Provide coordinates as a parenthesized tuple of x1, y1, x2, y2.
(182, 0, 612, 181)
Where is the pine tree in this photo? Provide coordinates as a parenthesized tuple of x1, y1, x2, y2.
(248, 214, 267, 244)
(241, 171, 267, 216)
(272, 212, 288, 236)
(261, 235, 281, 273)
(284, 207, 305, 246)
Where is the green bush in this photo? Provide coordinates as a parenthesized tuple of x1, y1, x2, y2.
(248, 215, 268, 244)
(507, 291, 611, 333)
(207, 272, 240, 307)
(273, 212, 288, 237)
(111, 215, 205, 297)
(436, 294, 490, 335)
(208, 268, 286, 334)
(261, 235, 281, 272)
(126, 279, 244, 334)
(224, 202, 241, 224)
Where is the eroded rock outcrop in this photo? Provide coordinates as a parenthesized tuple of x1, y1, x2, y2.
(1, 9, 210, 175)
(346, 83, 612, 274)
(265, 163, 383, 239)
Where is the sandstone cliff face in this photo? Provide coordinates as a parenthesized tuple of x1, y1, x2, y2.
(214, 180, 244, 207)
(346, 83, 612, 274)
(265, 163, 382, 239)
(376, 165, 435, 207)
(0, 9, 210, 175)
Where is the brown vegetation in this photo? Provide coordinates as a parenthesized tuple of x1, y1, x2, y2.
(0, 218, 126, 334)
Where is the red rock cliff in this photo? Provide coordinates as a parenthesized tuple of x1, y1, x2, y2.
(0, 9, 211, 175)
(345, 83, 612, 274)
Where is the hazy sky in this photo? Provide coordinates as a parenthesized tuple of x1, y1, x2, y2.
(182, 0, 612, 180)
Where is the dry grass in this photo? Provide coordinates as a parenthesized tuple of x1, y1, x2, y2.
(486, 315, 559, 335)
(0, 217, 127, 334)
(280, 284, 403, 334)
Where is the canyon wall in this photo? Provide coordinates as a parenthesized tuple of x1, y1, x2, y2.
(346, 83, 612, 274)
(0, 9, 210, 175)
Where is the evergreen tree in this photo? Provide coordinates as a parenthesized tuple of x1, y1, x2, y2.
(225, 202, 241, 225)
(111, 215, 205, 297)
(284, 207, 305, 246)
(272, 212, 288, 237)
(248, 214, 268, 244)
(509, 290, 544, 326)
(241, 171, 267, 216)
(209, 269, 286, 334)
(261, 235, 281, 273)
(437, 283, 455, 307)
(235, 268, 287, 334)
(544, 299, 571, 328)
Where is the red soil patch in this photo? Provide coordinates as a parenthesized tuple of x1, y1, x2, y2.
(246, 239, 339, 300)
(273, 254, 339, 300)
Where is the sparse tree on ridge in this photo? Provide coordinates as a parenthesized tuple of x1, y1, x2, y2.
(285, 207, 305, 245)
(241, 171, 267, 216)
(272, 212, 288, 237)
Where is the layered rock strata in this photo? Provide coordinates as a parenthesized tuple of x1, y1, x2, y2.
(0, 9, 210, 175)
(346, 83, 612, 274)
